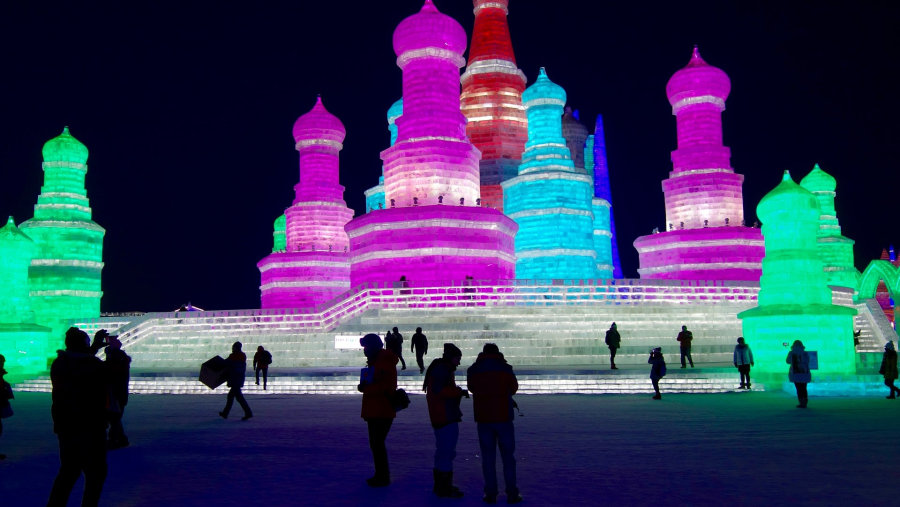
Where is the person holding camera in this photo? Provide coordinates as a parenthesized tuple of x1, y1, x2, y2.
(424, 343, 468, 498)
(648, 347, 667, 400)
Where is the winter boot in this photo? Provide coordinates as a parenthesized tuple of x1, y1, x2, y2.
(434, 470, 463, 498)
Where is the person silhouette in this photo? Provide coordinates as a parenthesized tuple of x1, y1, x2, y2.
(878, 341, 900, 399)
(676, 325, 694, 368)
(386, 327, 406, 370)
(733, 337, 754, 389)
(219, 342, 253, 421)
(787, 340, 811, 408)
(105, 336, 131, 449)
(411, 327, 429, 374)
(253, 345, 273, 390)
(0, 354, 12, 460)
(424, 343, 468, 498)
(605, 323, 621, 370)
(648, 347, 667, 400)
(358, 333, 398, 487)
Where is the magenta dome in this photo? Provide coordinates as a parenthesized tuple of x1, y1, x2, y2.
(666, 46, 731, 106)
(292, 96, 345, 144)
(392, 0, 467, 58)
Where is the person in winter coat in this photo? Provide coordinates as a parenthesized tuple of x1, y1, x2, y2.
(0, 354, 12, 460)
(358, 333, 398, 488)
(386, 327, 407, 370)
(105, 336, 132, 449)
(466, 343, 522, 504)
(733, 337, 755, 389)
(253, 345, 273, 390)
(605, 322, 621, 370)
(411, 327, 429, 374)
(219, 341, 252, 421)
(424, 343, 468, 498)
(878, 341, 900, 399)
(787, 340, 811, 408)
(47, 327, 110, 507)
(676, 325, 694, 368)
(648, 347, 666, 400)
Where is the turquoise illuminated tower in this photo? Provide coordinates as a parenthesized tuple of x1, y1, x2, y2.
(364, 98, 402, 213)
(799, 164, 857, 290)
(502, 68, 600, 279)
(0, 217, 52, 373)
(20, 127, 105, 346)
(739, 171, 856, 374)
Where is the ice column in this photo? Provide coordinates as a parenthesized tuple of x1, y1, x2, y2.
(591, 115, 623, 278)
(799, 164, 857, 290)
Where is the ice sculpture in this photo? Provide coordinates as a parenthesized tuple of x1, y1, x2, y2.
(364, 98, 402, 214)
(591, 115, 623, 278)
(799, 164, 857, 289)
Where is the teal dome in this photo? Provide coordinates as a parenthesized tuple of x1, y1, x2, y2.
(42, 127, 89, 164)
(799, 163, 836, 193)
(523, 68, 566, 106)
(387, 98, 404, 125)
(757, 170, 819, 223)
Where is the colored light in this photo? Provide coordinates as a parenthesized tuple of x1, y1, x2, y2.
(590, 115, 623, 278)
(799, 163, 857, 290)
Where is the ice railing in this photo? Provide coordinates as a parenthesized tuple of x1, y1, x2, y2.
(74, 278, 760, 350)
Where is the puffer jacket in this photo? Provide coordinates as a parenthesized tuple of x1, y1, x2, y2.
(424, 357, 465, 428)
(50, 350, 107, 437)
(787, 347, 811, 383)
(734, 344, 754, 366)
(467, 352, 518, 424)
(360, 349, 399, 420)
(226, 351, 247, 388)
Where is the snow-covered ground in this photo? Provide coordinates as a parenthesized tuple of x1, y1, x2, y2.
(1, 390, 897, 506)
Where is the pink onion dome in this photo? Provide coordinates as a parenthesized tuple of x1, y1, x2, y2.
(666, 46, 731, 109)
(393, 0, 467, 59)
(292, 96, 346, 146)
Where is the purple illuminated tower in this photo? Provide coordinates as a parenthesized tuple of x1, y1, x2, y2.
(346, 0, 517, 287)
(257, 97, 353, 308)
(634, 47, 763, 280)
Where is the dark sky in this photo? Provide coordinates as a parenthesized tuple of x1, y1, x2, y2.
(1, 1, 898, 313)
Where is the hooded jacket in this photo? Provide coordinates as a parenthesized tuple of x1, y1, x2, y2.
(467, 352, 518, 424)
(787, 344, 811, 383)
(360, 349, 399, 420)
(733, 343, 754, 366)
(50, 349, 107, 437)
(424, 357, 465, 428)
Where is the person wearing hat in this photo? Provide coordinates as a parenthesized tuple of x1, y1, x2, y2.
(648, 347, 667, 400)
(358, 333, 398, 487)
(604, 322, 621, 370)
(878, 341, 899, 399)
(424, 343, 468, 498)
(467, 343, 522, 504)
(733, 337, 754, 390)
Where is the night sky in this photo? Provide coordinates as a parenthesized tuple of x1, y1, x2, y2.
(1, 1, 897, 313)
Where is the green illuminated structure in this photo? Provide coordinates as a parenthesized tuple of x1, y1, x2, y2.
(272, 214, 286, 252)
(0, 217, 52, 373)
(19, 127, 105, 353)
(799, 164, 857, 290)
(739, 171, 856, 374)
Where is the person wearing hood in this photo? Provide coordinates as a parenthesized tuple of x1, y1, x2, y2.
(47, 327, 110, 507)
(0, 354, 12, 460)
(105, 336, 132, 449)
(787, 340, 811, 408)
(467, 343, 521, 504)
(424, 343, 468, 498)
(358, 333, 398, 488)
(878, 341, 900, 399)
(219, 341, 252, 421)
(733, 337, 755, 389)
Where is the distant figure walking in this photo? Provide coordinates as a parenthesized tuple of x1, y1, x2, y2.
(676, 325, 694, 368)
(47, 328, 110, 507)
(0, 354, 12, 460)
(105, 336, 132, 449)
(358, 333, 398, 487)
(424, 343, 468, 498)
(648, 347, 666, 400)
(253, 345, 273, 390)
(733, 337, 754, 390)
(878, 341, 900, 399)
(605, 322, 621, 370)
(786, 340, 811, 408)
(411, 327, 429, 374)
(386, 326, 407, 370)
(467, 343, 522, 504)
(219, 342, 253, 421)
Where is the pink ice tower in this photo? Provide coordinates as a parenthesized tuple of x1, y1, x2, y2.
(346, 0, 517, 287)
(257, 97, 353, 308)
(634, 47, 763, 280)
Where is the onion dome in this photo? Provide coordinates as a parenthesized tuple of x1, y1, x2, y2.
(292, 96, 345, 147)
(522, 67, 566, 106)
(757, 170, 819, 224)
(666, 46, 731, 108)
(0, 216, 36, 258)
(799, 163, 837, 193)
(393, 0, 467, 58)
(387, 98, 404, 125)
(42, 126, 88, 164)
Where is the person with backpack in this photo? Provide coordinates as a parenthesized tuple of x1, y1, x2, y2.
(253, 346, 273, 390)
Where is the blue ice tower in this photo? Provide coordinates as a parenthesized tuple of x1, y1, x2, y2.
(502, 68, 597, 279)
(591, 115, 622, 278)
(364, 98, 403, 213)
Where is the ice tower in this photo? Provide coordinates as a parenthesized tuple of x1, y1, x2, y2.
(460, 0, 528, 212)
(257, 97, 353, 308)
(20, 127, 105, 341)
(561, 108, 588, 173)
(634, 47, 763, 280)
(799, 164, 856, 290)
(739, 171, 856, 374)
(591, 115, 623, 278)
(503, 68, 600, 279)
(364, 99, 402, 214)
(346, 0, 517, 287)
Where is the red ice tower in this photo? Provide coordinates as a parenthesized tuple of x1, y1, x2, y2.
(257, 97, 353, 308)
(460, 0, 528, 212)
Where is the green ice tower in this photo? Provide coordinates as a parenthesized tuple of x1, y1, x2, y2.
(19, 127, 105, 348)
(0, 217, 52, 373)
(738, 171, 856, 374)
(799, 164, 857, 291)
